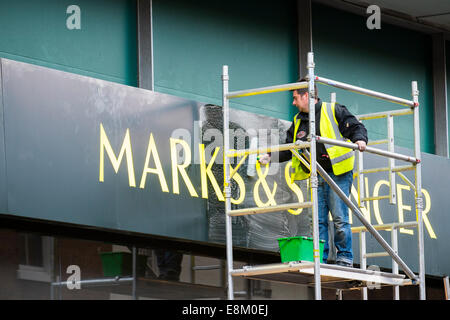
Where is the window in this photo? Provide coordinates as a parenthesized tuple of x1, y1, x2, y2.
(17, 234, 54, 282)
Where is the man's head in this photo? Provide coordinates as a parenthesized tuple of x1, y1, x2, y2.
(292, 78, 318, 113)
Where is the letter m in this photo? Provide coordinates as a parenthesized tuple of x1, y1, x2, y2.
(99, 123, 136, 187)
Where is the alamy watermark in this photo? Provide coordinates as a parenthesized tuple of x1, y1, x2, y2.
(170, 121, 282, 175)
(66, 5, 81, 30)
(66, 265, 81, 290)
(366, 5, 381, 30)
(366, 264, 382, 290)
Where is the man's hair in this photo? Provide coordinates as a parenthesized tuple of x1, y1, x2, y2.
(294, 77, 318, 99)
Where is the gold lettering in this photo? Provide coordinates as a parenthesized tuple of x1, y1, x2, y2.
(284, 161, 304, 215)
(253, 162, 277, 207)
(421, 189, 436, 239)
(397, 184, 413, 235)
(139, 133, 169, 192)
(170, 138, 198, 197)
(99, 123, 136, 187)
(230, 167, 245, 205)
(199, 144, 224, 201)
(350, 177, 371, 224)
(372, 179, 389, 225)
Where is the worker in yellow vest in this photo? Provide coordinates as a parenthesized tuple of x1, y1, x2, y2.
(259, 79, 368, 267)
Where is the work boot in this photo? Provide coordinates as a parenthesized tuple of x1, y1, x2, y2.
(336, 261, 353, 268)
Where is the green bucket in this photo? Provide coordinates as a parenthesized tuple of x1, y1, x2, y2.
(100, 252, 147, 277)
(277, 236, 325, 263)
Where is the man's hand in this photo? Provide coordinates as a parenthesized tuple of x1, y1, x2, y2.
(258, 153, 271, 165)
(355, 140, 367, 152)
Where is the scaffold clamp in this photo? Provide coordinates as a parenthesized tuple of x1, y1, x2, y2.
(224, 186, 231, 198)
(310, 175, 319, 188)
(416, 197, 424, 210)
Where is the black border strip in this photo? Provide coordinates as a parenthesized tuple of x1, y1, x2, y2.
(0, 213, 280, 264)
(1, 213, 445, 290)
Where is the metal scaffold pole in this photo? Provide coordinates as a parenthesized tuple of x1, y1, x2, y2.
(412, 81, 426, 300)
(304, 150, 417, 281)
(220, 53, 425, 301)
(307, 52, 322, 300)
(222, 65, 235, 300)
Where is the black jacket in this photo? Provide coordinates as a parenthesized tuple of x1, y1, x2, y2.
(273, 99, 368, 172)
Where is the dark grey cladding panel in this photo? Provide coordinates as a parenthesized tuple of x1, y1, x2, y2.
(355, 146, 450, 277)
(1, 58, 450, 277)
(0, 58, 206, 241)
(0, 60, 7, 212)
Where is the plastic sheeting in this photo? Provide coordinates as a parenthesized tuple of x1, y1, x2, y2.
(201, 105, 312, 252)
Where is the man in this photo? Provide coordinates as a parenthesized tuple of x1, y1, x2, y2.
(259, 79, 368, 267)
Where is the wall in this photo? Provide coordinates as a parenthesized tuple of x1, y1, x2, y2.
(152, 0, 299, 120)
(312, 3, 434, 154)
(447, 40, 450, 154)
(2, 59, 450, 277)
(0, 0, 137, 86)
(0, 229, 111, 299)
(0, 1, 438, 154)
(152, 1, 435, 153)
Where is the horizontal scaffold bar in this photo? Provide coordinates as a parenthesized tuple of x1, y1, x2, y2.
(357, 108, 414, 120)
(226, 81, 308, 99)
(228, 202, 313, 217)
(358, 164, 415, 174)
(51, 277, 133, 287)
(192, 265, 222, 271)
(316, 136, 420, 163)
(367, 139, 388, 146)
(315, 76, 416, 107)
(364, 252, 390, 258)
(227, 141, 310, 158)
(351, 221, 418, 234)
(362, 195, 390, 202)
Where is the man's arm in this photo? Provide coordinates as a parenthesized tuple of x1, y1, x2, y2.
(259, 121, 295, 164)
(272, 121, 295, 163)
(335, 104, 368, 151)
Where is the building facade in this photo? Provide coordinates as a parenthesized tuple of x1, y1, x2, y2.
(0, 0, 449, 300)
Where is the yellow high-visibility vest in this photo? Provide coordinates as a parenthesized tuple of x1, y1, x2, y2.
(291, 102, 355, 181)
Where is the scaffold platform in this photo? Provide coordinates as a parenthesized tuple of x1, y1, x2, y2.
(231, 262, 413, 291)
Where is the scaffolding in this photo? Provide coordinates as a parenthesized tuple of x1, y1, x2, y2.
(221, 52, 425, 300)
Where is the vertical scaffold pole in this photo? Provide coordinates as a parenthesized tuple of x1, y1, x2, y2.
(412, 81, 426, 300)
(330, 92, 336, 103)
(357, 150, 365, 208)
(132, 246, 137, 300)
(308, 52, 321, 300)
(391, 228, 400, 300)
(359, 232, 368, 300)
(444, 276, 449, 300)
(387, 115, 397, 204)
(222, 65, 234, 300)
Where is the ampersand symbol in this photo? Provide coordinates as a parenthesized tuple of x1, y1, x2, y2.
(253, 161, 277, 207)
